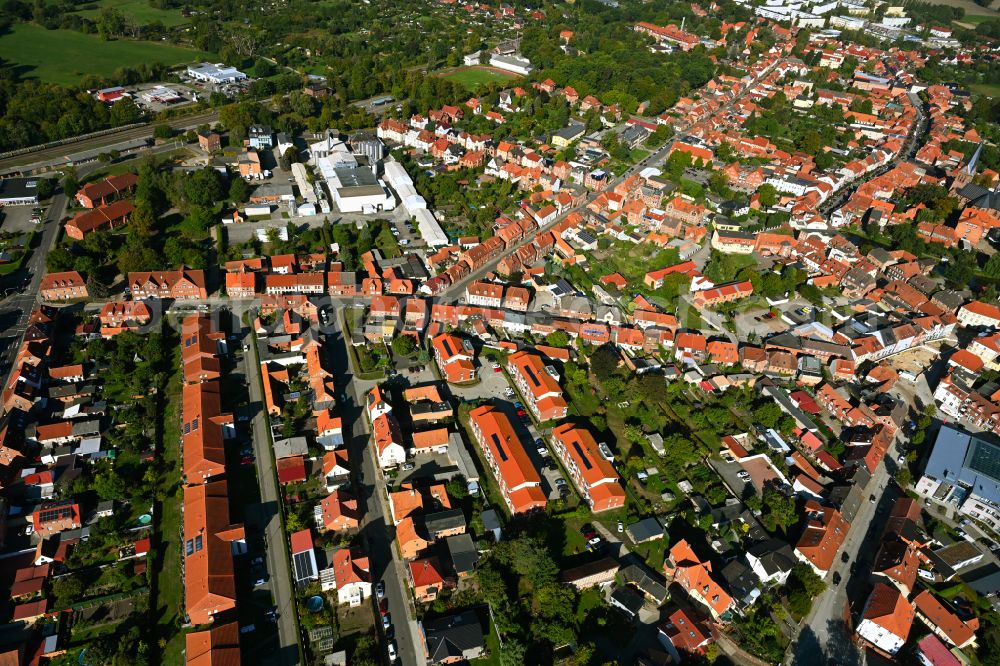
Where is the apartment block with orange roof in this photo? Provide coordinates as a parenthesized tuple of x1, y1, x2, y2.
(185, 621, 241, 665)
(183, 479, 245, 625)
(431, 333, 477, 384)
(181, 381, 233, 484)
(550, 424, 626, 513)
(507, 350, 568, 422)
(468, 405, 546, 514)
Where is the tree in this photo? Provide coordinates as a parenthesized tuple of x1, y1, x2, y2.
(391, 335, 417, 356)
(34, 178, 55, 199)
(763, 488, 797, 534)
(758, 183, 778, 208)
(229, 177, 251, 204)
(545, 330, 569, 347)
(62, 168, 79, 198)
(754, 402, 783, 429)
(279, 146, 299, 171)
(589, 345, 620, 382)
(109, 97, 143, 126)
(183, 168, 224, 208)
(153, 123, 173, 139)
(498, 638, 526, 666)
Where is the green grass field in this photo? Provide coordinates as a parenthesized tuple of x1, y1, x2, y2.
(440, 66, 518, 90)
(0, 24, 210, 85)
(72, 0, 190, 26)
(971, 83, 1000, 98)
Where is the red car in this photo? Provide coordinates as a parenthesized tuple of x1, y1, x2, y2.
(493, 366, 502, 373)
(379, 599, 389, 616)
(516, 409, 526, 417)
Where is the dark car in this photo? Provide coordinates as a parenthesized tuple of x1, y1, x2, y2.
(832, 572, 842, 586)
(580, 524, 594, 535)
(841, 552, 850, 563)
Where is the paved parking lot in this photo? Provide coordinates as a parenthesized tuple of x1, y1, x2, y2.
(438, 360, 570, 499)
(0, 205, 44, 235)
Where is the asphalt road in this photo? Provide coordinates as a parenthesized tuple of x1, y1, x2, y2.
(788, 440, 903, 665)
(242, 313, 302, 666)
(324, 312, 427, 666)
(0, 190, 67, 376)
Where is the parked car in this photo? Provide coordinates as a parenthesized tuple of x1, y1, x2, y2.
(514, 402, 523, 409)
(376, 582, 385, 599)
(737, 471, 750, 480)
(382, 614, 391, 629)
(841, 552, 850, 563)
(387, 642, 398, 663)
(554, 477, 567, 487)
(516, 409, 527, 417)
(379, 599, 389, 616)
(832, 572, 841, 586)
(493, 365, 502, 373)
(617, 522, 624, 533)
(587, 537, 602, 547)
(402, 462, 415, 471)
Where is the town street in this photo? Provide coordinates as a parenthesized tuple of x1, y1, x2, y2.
(241, 309, 302, 666)
(324, 311, 428, 666)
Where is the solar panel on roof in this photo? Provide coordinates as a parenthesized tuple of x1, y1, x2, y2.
(572, 441, 592, 470)
(524, 365, 541, 387)
(491, 433, 508, 462)
(967, 439, 1000, 483)
(294, 551, 316, 581)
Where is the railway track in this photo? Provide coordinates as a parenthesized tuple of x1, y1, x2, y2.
(0, 109, 221, 173)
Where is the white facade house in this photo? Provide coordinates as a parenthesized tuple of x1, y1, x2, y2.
(855, 584, 913, 656)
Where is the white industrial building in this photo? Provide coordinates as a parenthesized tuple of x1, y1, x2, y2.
(316, 158, 394, 214)
(383, 161, 449, 247)
(186, 62, 247, 84)
(489, 54, 533, 76)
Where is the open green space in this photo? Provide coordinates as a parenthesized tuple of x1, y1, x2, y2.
(72, 0, 190, 26)
(439, 66, 518, 91)
(0, 24, 210, 85)
(971, 83, 1000, 98)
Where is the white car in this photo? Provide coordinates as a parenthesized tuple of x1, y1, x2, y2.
(587, 536, 602, 547)
(737, 471, 751, 480)
(387, 642, 398, 662)
(400, 239, 410, 246)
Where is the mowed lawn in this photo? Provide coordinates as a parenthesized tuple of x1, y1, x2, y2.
(441, 66, 518, 90)
(0, 24, 210, 85)
(73, 0, 190, 26)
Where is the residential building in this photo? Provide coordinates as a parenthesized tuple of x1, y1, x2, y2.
(128, 268, 208, 300)
(183, 479, 244, 625)
(40, 272, 88, 301)
(856, 583, 914, 656)
(551, 424, 626, 512)
(507, 350, 568, 421)
(65, 201, 134, 240)
(431, 333, 476, 384)
(75, 173, 138, 208)
(468, 405, 546, 514)
(664, 539, 733, 621)
(794, 502, 848, 574)
(331, 547, 371, 607)
(421, 610, 486, 664)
